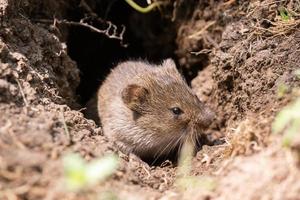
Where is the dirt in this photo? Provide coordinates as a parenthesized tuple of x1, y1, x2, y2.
(1, 0, 300, 199)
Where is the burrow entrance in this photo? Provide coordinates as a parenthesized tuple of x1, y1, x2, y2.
(64, 0, 209, 107)
(66, 1, 176, 106)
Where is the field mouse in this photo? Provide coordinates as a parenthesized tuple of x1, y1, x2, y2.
(98, 59, 215, 160)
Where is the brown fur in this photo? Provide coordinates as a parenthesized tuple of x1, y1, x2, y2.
(98, 59, 214, 159)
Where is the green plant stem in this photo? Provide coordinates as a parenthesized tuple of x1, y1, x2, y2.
(124, 0, 162, 13)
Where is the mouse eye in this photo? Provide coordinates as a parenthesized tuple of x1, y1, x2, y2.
(171, 107, 183, 115)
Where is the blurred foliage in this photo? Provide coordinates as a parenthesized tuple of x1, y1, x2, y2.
(175, 140, 216, 191)
(277, 83, 288, 99)
(273, 98, 300, 147)
(63, 153, 119, 191)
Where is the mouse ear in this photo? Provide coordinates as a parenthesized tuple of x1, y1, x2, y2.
(162, 58, 176, 70)
(122, 84, 149, 112)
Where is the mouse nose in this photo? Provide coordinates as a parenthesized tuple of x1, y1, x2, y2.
(197, 107, 215, 129)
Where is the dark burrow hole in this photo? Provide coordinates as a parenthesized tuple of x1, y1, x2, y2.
(66, 0, 177, 108)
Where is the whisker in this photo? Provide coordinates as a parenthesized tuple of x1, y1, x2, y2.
(151, 134, 179, 165)
(166, 131, 185, 157)
(192, 130, 197, 148)
(159, 134, 183, 164)
(177, 132, 186, 159)
(195, 132, 200, 146)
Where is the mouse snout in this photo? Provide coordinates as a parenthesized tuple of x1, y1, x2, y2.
(196, 107, 215, 129)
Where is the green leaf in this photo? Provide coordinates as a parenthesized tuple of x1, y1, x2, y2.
(279, 7, 290, 21)
(272, 98, 300, 147)
(277, 83, 288, 98)
(282, 118, 300, 147)
(272, 108, 293, 134)
(63, 153, 119, 191)
(86, 154, 119, 185)
(273, 99, 300, 134)
(63, 153, 87, 190)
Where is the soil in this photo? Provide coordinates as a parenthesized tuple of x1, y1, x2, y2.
(1, 0, 300, 199)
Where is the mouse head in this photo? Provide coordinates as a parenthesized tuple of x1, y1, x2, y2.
(121, 59, 215, 155)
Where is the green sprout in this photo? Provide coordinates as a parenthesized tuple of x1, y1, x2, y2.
(124, 0, 163, 13)
(175, 140, 216, 191)
(177, 139, 194, 178)
(279, 7, 290, 21)
(176, 176, 217, 191)
(63, 153, 119, 191)
(272, 98, 300, 147)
